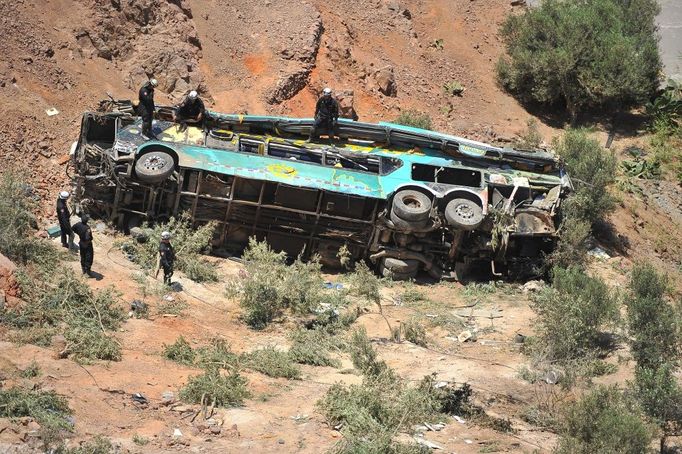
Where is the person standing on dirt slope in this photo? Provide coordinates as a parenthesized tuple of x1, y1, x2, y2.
(56, 191, 74, 250)
(72, 214, 94, 277)
(138, 78, 158, 138)
(173, 90, 206, 132)
(308, 87, 339, 142)
(159, 231, 175, 286)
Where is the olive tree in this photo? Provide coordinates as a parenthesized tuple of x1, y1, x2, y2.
(497, 0, 661, 121)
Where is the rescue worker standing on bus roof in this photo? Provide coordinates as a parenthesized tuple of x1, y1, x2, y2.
(173, 90, 206, 132)
(72, 214, 94, 277)
(159, 231, 175, 286)
(138, 78, 158, 138)
(308, 87, 339, 142)
(56, 191, 74, 250)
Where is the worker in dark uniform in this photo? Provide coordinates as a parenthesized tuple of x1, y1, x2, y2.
(72, 214, 94, 277)
(56, 191, 74, 249)
(173, 90, 206, 131)
(138, 78, 158, 138)
(308, 87, 340, 142)
(159, 231, 175, 286)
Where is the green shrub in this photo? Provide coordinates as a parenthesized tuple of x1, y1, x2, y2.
(228, 239, 348, 329)
(55, 436, 114, 454)
(646, 79, 682, 136)
(20, 360, 41, 379)
(530, 267, 618, 364)
(555, 129, 617, 226)
(195, 338, 239, 370)
(497, 0, 660, 120)
(555, 386, 654, 454)
(626, 263, 682, 450)
(347, 261, 381, 305)
(180, 369, 250, 407)
(349, 328, 392, 378)
(64, 320, 121, 362)
(0, 170, 61, 266)
(549, 216, 590, 269)
(242, 346, 302, 379)
(393, 110, 433, 130)
(4, 269, 125, 362)
(442, 81, 465, 96)
(288, 328, 342, 367)
(0, 387, 72, 437)
(402, 319, 427, 347)
(162, 336, 196, 366)
(515, 118, 543, 150)
(120, 213, 218, 282)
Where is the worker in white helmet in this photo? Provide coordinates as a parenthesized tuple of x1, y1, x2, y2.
(138, 78, 158, 138)
(158, 231, 175, 286)
(56, 190, 75, 249)
(308, 87, 339, 142)
(173, 89, 206, 132)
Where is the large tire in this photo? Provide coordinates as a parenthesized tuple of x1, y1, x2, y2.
(392, 190, 432, 221)
(135, 151, 175, 184)
(444, 198, 484, 230)
(379, 258, 419, 281)
(390, 210, 428, 230)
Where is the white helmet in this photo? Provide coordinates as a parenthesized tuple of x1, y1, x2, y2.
(149, 78, 158, 87)
(188, 90, 198, 100)
(59, 191, 70, 199)
(161, 231, 172, 240)
(323, 87, 332, 95)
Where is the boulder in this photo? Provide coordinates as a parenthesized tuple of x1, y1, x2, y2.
(336, 90, 359, 121)
(374, 66, 397, 97)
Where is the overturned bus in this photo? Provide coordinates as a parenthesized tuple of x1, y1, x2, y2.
(71, 99, 571, 280)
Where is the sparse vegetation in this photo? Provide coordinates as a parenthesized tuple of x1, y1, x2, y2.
(288, 328, 342, 367)
(120, 213, 218, 282)
(227, 239, 348, 329)
(0, 387, 72, 446)
(180, 369, 250, 407)
(0, 170, 61, 266)
(320, 327, 487, 452)
(195, 338, 239, 370)
(443, 80, 465, 96)
(497, 0, 660, 120)
(402, 319, 427, 347)
(3, 268, 125, 362)
(55, 436, 114, 454)
(554, 386, 654, 454)
(132, 434, 149, 446)
(162, 336, 196, 366)
(242, 346, 302, 379)
(528, 267, 618, 369)
(515, 118, 543, 150)
(626, 263, 682, 451)
(393, 110, 433, 130)
(20, 360, 41, 378)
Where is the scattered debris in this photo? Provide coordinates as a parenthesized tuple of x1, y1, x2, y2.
(45, 107, 59, 116)
(131, 393, 148, 405)
(522, 280, 544, 293)
(172, 428, 183, 438)
(514, 333, 526, 344)
(543, 370, 563, 385)
(414, 437, 445, 450)
(131, 300, 148, 313)
(587, 246, 611, 260)
(323, 281, 343, 290)
(161, 391, 176, 406)
(458, 330, 473, 343)
(453, 415, 466, 424)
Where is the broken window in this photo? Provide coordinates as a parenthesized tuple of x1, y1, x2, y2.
(411, 163, 482, 187)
